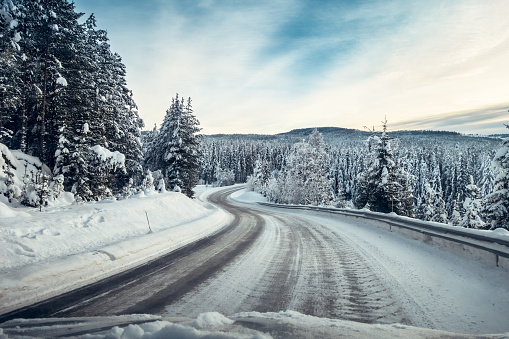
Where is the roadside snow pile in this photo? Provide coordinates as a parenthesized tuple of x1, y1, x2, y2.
(0, 188, 231, 315)
(2, 311, 507, 338)
(229, 188, 268, 204)
(231, 311, 509, 338)
(0, 201, 30, 219)
(192, 312, 234, 330)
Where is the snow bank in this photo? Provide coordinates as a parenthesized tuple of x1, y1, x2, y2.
(229, 188, 268, 204)
(2, 311, 506, 338)
(0, 201, 30, 219)
(192, 312, 234, 330)
(0, 190, 232, 315)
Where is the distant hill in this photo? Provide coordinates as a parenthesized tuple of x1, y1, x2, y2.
(203, 126, 505, 143)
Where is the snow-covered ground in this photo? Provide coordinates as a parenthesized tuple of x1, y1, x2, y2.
(0, 186, 231, 315)
(2, 310, 506, 338)
(1, 186, 509, 338)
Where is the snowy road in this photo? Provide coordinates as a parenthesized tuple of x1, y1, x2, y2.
(2, 186, 509, 335)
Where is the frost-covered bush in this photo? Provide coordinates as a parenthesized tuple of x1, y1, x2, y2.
(1, 143, 67, 208)
(214, 167, 235, 187)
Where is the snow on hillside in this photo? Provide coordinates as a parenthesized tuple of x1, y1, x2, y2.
(0, 186, 231, 315)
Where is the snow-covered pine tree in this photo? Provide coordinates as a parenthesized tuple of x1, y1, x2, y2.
(483, 128, 509, 230)
(0, 0, 21, 144)
(251, 158, 270, 194)
(355, 118, 414, 216)
(147, 94, 201, 197)
(461, 175, 485, 228)
(449, 195, 463, 226)
(271, 129, 334, 206)
(431, 186, 448, 223)
(421, 182, 435, 221)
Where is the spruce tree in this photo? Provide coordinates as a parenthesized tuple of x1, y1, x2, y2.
(483, 127, 509, 230)
(355, 118, 414, 216)
(461, 175, 485, 228)
(273, 129, 334, 206)
(147, 94, 201, 197)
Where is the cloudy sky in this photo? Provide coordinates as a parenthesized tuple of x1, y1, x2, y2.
(73, 0, 509, 135)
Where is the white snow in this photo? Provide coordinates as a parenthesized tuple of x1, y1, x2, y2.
(12, 31, 20, 43)
(2, 311, 507, 338)
(229, 187, 268, 204)
(262, 205, 509, 334)
(56, 76, 67, 87)
(0, 201, 30, 219)
(89, 145, 124, 166)
(0, 187, 231, 315)
(9, 19, 17, 29)
(192, 312, 234, 330)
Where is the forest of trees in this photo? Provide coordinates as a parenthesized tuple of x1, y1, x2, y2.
(0, 0, 201, 203)
(199, 125, 509, 230)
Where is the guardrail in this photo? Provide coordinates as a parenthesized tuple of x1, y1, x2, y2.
(258, 202, 509, 270)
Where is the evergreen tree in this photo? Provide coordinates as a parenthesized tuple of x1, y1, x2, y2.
(268, 129, 334, 206)
(449, 195, 463, 226)
(483, 126, 509, 230)
(461, 176, 485, 228)
(147, 94, 201, 197)
(355, 118, 414, 216)
(421, 182, 435, 221)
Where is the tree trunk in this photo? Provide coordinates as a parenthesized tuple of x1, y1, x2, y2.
(40, 42, 48, 160)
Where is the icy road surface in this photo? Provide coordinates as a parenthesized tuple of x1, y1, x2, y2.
(2, 186, 509, 336)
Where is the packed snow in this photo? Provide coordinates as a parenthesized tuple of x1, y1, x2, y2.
(229, 188, 509, 335)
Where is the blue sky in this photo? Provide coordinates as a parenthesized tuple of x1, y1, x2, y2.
(73, 0, 509, 135)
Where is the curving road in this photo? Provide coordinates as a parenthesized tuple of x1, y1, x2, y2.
(1, 186, 509, 335)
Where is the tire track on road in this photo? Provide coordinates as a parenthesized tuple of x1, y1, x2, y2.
(0, 187, 264, 321)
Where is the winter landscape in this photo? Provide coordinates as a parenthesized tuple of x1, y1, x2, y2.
(2, 0, 509, 338)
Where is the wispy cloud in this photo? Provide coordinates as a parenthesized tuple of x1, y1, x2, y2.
(74, 0, 509, 134)
(391, 104, 509, 134)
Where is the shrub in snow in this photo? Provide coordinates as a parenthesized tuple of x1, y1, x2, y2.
(214, 166, 235, 187)
(141, 169, 155, 192)
(0, 142, 66, 207)
(264, 128, 335, 206)
(151, 170, 167, 193)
